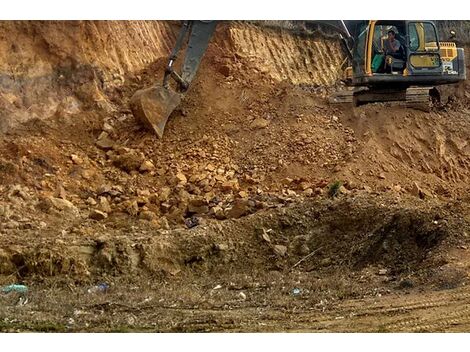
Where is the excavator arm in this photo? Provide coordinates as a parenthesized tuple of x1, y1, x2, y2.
(130, 20, 353, 138)
(130, 20, 218, 138)
(163, 20, 219, 91)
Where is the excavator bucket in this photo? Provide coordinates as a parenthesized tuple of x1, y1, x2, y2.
(130, 86, 181, 138)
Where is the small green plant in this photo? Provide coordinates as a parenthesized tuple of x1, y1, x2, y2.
(328, 181, 342, 198)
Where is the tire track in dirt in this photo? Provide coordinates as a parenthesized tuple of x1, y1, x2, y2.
(307, 287, 470, 332)
(340, 289, 470, 313)
(389, 305, 470, 332)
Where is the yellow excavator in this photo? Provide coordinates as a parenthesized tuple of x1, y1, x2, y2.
(130, 20, 466, 138)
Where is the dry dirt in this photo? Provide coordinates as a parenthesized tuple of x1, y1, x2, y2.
(0, 21, 470, 332)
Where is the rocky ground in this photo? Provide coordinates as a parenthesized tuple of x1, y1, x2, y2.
(0, 20, 469, 332)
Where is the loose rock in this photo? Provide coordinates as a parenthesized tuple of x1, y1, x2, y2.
(49, 197, 79, 215)
(96, 136, 115, 150)
(251, 117, 270, 129)
(176, 172, 187, 185)
(70, 154, 83, 165)
(126, 200, 139, 216)
(222, 180, 239, 192)
(188, 197, 209, 214)
(273, 245, 287, 257)
(89, 209, 108, 221)
(226, 199, 250, 219)
(99, 196, 112, 213)
(211, 206, 226, 220)
(139, 210, 157, 221)
(139, 160, 155, 172)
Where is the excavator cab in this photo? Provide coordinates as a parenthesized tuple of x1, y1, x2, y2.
(370, 24, 406, 73)
(345, 20, 466, 108)
(351, 20, 466, 86)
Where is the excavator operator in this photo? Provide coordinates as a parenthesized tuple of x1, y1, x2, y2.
(384, 30, 402, 58)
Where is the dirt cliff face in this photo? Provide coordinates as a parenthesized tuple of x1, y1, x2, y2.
(220, 23, 344, 85)
(0, 21, 349, 133)
(0, 21, 176, 132)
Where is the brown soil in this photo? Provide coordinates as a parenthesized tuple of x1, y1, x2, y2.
(0, 21, 470, 332)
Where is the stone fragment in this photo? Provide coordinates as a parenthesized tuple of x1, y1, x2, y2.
(89, 210, 108, 221)
(139, 160, 155, 172)
(251, 118, 270, 129)
(226, 199, 250, 219)
(49, 197, 78, 214)
(176, 172, 187, 185)
(273, 245, 287, 257)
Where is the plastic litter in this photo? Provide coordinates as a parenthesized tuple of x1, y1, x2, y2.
(1, 284, 28, 294)
(17, 296, 29, 306)
(87, 283, 109, 293)
(291, 288, 301, 296)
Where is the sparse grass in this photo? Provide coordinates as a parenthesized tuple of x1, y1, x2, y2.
(0, 320, 66, 332)
(375, 325, 391, 333)
(328, 181, 342, 198)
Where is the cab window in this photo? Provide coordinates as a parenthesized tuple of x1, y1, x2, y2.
(408, 22, 439, 52)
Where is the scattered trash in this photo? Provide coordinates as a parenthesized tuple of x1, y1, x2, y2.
(185, 216, 199, 229)
(67, 317, 75, 328)
(291, 288, 301, 296)
(87, 283, 109, 293)
(1, 284, 28, 294)
(73, 309, 85, 317)
(17, 297, 29, 306)
(378, 269, 388, 276)
(261, 228, 272, 243)
(212, 284, 222, 290)
(239, 292, 247, 300)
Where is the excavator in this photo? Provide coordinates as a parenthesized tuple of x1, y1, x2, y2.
(130, 20, 466, 138)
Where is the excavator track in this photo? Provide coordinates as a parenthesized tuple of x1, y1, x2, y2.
(404, 87, 433, 112)
(329, 86, 432, 111)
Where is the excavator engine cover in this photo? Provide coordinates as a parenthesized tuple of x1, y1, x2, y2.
(130, 86, 181, 138)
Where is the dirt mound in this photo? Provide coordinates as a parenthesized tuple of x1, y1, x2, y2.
(0, 193, 463, 281)
(338, 104, 470, 196)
